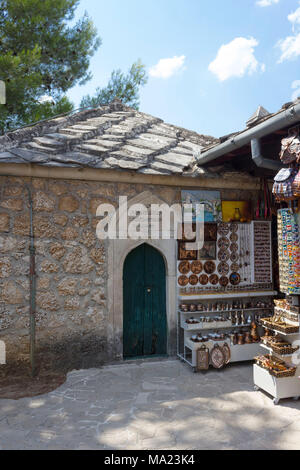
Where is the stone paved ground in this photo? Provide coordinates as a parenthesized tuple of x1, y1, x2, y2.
(1, 359, 300, 450)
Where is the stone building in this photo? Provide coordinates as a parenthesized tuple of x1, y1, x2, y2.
(0, 100, 262, 372)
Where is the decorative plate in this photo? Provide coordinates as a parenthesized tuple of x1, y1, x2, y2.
(231, 263, 239, 272)
(199, 274, 209, 285)
(230, 233, 238, 243)
(219, 276, 229, 287)
(178, 275, 189, 287)
(218, 223, 230, 236)
(230, 252, 239, 263)
(218, 250, 230, 262)
(222, 343, 231, 364)
(230, 243, 238, 253)
(204, 261, 216, 274)
(230, 272, 241, 286)
(191, 261, 203, 275)
(178, 261, 190, 275)
(218, 262, 229, 275)
(209, 274, 219, 285)
(230, 222, 238, 233)
(210, 344, 225, 369)
(189, 274, 198, 286)
(217, 237, 230, 250)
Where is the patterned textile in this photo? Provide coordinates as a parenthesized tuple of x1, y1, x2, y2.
(273, 168, 297, 201)
(277, 209, 300, 295)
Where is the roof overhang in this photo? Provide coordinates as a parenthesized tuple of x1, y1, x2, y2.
(197, 101, 300, 166)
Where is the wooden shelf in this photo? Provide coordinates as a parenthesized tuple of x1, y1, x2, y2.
(180, 308, 273, 314)
(261, 326, 299, 337)
(260, 343, 295, 358)
(179, 291, 277, 300)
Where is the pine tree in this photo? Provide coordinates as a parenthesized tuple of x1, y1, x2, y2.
(80, 60, 148, 110)
(0, 0, 101, 133)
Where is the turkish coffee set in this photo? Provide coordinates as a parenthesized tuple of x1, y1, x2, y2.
(180, 298, 273, 348)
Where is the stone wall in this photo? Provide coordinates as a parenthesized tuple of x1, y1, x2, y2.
(0, 175, 260, 372)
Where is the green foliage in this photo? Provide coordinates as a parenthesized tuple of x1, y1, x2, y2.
(0, 0, 101, 133)
(80, 60, 148, 110)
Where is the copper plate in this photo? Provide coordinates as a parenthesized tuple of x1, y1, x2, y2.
(218, 250, 230, 262)
(217, 237, 230, 249)
(178, 275, 189, 286)
(204, 261, 216, 274)
(222, 343, 231, 364)
(199, 274, 209, 285)
(209, 274, 219, 285)
(230, 233, 238, 242)
(219, 276, 229, 287)
(230, 272, 241, 286)
(178, 261, 190, 275)
(218, 262, 229, 275)
(191, 261, 203, 274)
(230, 243, 238, 252)
(230, 222, 238, 233)
(210, 344, 225, 369)
(218, 223, 229, 236)
(189, 274, 198, 286)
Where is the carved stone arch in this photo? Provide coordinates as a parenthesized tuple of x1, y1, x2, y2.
(106, 191, 177, 360)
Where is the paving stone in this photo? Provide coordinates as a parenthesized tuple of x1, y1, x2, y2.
(1, 360, 300, 450)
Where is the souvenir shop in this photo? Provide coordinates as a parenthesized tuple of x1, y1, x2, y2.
(177, 133, 300, 405)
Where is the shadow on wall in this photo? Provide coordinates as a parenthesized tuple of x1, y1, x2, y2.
(1, 332, 107, 377)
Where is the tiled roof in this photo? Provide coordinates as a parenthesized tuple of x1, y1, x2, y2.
(0, 100, 218, 177)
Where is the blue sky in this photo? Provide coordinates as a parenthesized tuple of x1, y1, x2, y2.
(67, 0, 300, 138)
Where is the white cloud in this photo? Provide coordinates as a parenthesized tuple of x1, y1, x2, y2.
(288, 5, 300, 30)
(277, 3, 300, 61)
(208, 37, 265, 81)
(256, 0, 279, 6)
(277, 32, 300, 62)
(291, 80, 300, 101)
(39, 95, 55, 104)
(149, 55, 186, 79)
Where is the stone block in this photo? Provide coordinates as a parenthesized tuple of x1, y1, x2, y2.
(57, 278, 77, 296)
(1, 281, 24, 304)
(33, 191, 56, 212)
(58, 195, 79, 213)
(0, 257, 11, 278)
(0, 213, 10, 232)
(0, 198, 23, 211)
(49, 242, 66, 260)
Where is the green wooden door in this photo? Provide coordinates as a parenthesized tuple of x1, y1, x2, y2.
(123, 244, 167, 359)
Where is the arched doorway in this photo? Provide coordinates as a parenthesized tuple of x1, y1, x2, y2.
(123, 243, 167, 359)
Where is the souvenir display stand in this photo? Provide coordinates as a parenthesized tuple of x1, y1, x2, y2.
(177, 220, 276, 372)
(253, 209, 300, 404)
